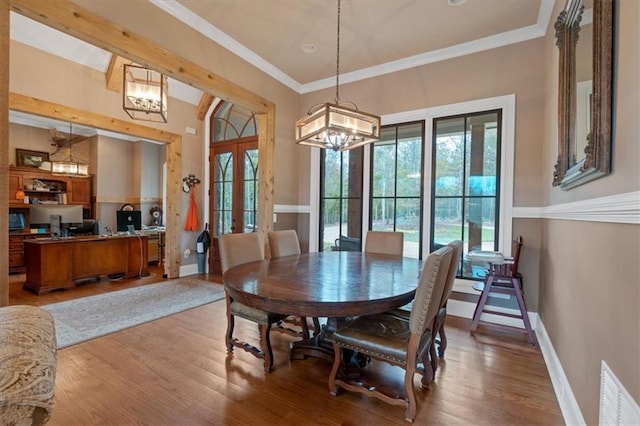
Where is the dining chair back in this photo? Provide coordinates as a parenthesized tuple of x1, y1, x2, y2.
(219, 232, 286, 373)
(267, 229, 301, 258)
(470, 236, 536, 346)
(364, 231, 404, 256)
(219, 232, 264, 273)
(329, 245, 453, 422)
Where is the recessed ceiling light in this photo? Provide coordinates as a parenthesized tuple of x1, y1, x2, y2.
(448, 0, 466, 5)
(301, 43, 317, 54)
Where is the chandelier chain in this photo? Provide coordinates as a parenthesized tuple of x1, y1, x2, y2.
(335, 0, 341, 104)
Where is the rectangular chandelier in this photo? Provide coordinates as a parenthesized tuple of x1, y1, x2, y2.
(51, 160, 89, 176)
(295, 103, 380, 151)
(123, 64, 168, 123)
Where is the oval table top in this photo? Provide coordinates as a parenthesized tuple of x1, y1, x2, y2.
(223, 251, 422, 318)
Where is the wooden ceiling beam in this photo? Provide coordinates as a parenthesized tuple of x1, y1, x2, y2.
(196, 93, 214, 121)
(105, 54, 128, 93)
(9, 92, 181, 144)
(9, 0, 273, 114)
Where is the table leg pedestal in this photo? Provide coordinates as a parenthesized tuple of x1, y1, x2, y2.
(290, 317, 369, 371)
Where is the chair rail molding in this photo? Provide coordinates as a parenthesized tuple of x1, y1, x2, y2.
(513, 191, 640, 224)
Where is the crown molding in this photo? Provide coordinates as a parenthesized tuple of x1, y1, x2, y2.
(151, 0, 555, 95)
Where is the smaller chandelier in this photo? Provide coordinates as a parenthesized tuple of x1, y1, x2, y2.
(123, 64, 168, 123)
(295, 0, 380, 151)
(50, 123, 89, 176)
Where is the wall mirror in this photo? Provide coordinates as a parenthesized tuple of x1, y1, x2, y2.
(553, 0, 613, 190)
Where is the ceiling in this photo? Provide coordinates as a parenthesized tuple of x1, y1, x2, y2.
(8, 0, 554, 132)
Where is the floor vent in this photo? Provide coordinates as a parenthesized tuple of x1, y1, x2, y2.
(600, 361, 640, 425)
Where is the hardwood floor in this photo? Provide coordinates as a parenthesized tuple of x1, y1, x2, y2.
(8, 269, 563, 425)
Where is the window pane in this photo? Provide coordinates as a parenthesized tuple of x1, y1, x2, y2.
(396, 198, 421, 259)
(370, 198, 395, 231)
(341, 149, 363, 198)
(396, 124, 422, 197)
(465, 112, 498, 196)
(372, 141, 396, 198)
(434, 118, 464, 197)
(463, 197, 496, 251)
(213, 152, 233, 236)
(340, 199, 362, 251)
(323, 149, 342, 198)
(321, 199, 340, 251)
(432, 198, 463, 250)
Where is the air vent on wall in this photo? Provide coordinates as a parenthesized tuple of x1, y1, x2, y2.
(599, 361, 640, 425)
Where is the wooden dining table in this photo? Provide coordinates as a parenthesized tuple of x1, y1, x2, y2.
(223, 251, 422, 362)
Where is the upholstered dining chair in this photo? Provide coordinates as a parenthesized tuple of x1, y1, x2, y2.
(364, 230, 404, 256)
(267, 229, 301, 258)
(328, 246, 454, 423)
(390, 240, 463, 381)
(267, 229, 320, 338)
(219, 232, 287, 373)
(470, 235, 536, 346)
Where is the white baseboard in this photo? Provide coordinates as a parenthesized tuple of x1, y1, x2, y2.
(536, 320, 586, 425)
(447, 300, 584, 426)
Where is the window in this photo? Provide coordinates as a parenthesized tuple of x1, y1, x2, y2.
(319, 148, 363, 251)
(370, 122, 424, 258)
(431, 110, 501, 279)
(311, 95, 515, 286)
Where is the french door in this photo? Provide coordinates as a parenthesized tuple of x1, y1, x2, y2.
(209, 136, 258, 274)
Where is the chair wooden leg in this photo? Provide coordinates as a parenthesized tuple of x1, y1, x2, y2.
(225, 297, 235, 353)
(512, 277, 537, 347)
(300, 317, 311, 340)
(437, 320, 447, 358)
(404, 363, 417, 422)
(429, 340, 438, 381)
(471, 276, 493, 332)
(259, 323, 274, 373)
(328, 342, 342, 395)
(420, 348, 433, 390)
(312, 317, 322, 336)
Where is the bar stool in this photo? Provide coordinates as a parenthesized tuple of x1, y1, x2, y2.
(469, 236, 537, 346)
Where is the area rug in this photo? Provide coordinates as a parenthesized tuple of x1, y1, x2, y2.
(42, 278, 225, 349)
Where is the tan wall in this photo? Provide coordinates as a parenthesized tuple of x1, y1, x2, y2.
(539, 1, 640, 424)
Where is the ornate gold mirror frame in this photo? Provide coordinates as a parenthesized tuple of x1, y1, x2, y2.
(553, 0, 613, 190)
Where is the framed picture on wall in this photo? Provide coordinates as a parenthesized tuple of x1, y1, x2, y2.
(16, 149, 49, 167)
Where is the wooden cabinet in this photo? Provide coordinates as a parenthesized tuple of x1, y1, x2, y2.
(8, 166, 92, 212)
(67, 177, 92, 209)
